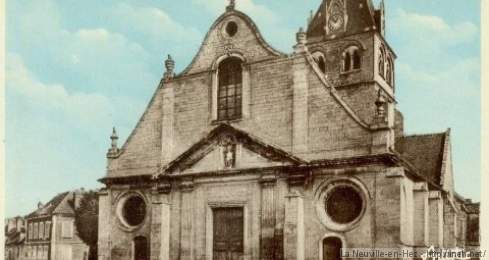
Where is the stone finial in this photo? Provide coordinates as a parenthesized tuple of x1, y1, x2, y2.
(37, 201, 43, 209)
(294, 27, 308, 54)
(164, 55, 175, 81)
(110, 127, 118, 148)
(108, 127, 119, 157)
(296, 27, 307, 45)
(226, 0, 236, 11)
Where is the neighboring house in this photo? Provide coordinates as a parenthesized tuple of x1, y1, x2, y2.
(5, 216, 26, 260)
(96, 0, 480, 260)
(24, 191, 89, 260)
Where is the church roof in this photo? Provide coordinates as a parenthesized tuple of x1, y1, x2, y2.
(395, 132, 448, 186)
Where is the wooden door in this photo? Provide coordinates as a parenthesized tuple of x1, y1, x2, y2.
(213, 207, 244, 260)
(323, 237, 342, 260)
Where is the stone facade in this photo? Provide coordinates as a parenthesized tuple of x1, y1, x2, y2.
(97, 1, 480, 260)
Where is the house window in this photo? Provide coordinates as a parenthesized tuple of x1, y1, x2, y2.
(218, 57, 243, 121)
(343, 46, 361, 72)
(45, 221, 51, 239)
(39, 222, 45, 239)
(34, 223, 39, 240)
(28, 223, 33, 240)
(61, 221, 73, 238)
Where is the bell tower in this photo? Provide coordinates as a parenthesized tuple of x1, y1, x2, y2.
(306, 0, 396, 129)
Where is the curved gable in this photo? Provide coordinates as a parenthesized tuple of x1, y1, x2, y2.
(179, 10, 285, 76)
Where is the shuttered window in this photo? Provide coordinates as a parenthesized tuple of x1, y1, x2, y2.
(61, 221, 73, 238)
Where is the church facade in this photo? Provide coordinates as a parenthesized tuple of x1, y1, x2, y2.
(96, 1, 480, 260)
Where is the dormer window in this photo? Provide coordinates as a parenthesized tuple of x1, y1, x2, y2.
(342, 46, 361, 72)
(218, 57, 243, 121)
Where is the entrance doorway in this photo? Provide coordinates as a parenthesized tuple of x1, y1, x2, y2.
(213, 207, 244, 260)
(133, 236, 149, 260)
(322, 237, 342, 260)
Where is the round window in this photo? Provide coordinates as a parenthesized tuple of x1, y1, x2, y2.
(121, 196, 146, 227)
(325, 186, 363, 224)
(225, 21, 238, 37)
(315, 179, 367, 231)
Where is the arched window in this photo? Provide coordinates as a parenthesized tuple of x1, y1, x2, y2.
(323, 237, 342, 260)
(386, 58, 393, 85)
(218, 57, 243, 121)
(378, 48, 385, 78)
(134, 236, 149, 260)
(343, 46, 361, 72)
(352, 50, 361, 70)
(344, 52, 351, 71)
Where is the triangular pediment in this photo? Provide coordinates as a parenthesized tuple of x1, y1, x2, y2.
(163, 124, 305, 174)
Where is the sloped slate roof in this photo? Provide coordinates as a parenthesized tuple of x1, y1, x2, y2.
(395, 133, 446, 186)
(26, 192, 73, 218)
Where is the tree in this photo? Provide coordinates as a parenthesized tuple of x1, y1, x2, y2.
(74, 190, 99, 260)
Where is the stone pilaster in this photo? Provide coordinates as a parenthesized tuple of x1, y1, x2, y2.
(292, 29, 309, 155)
(242, 64, 251, 119)
(150, 181, 171, 260)
(97, 189, 110, 260)
(161, 85, 175, 165)
(259, 175, 277, 259)
(284, 191, 304, 260)
(428, 191, 444, 247)
(413, 183, 429, 246)
(179, 179, 194, 260)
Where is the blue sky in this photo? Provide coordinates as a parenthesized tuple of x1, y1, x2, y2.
(5, 0, 481, 217)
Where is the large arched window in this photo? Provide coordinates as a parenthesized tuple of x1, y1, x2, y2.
(322, 237, 342, 260)
(218, 57, 243, 121)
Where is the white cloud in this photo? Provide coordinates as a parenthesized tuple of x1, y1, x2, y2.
(397, 57, 480, 100)
(392, 9, 478, 45)
(110, 3, 202, 44)
(6, 53, 113, 126)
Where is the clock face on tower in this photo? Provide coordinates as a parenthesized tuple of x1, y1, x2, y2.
(328, 13, 344, 31)
(328, 1, 345, 33)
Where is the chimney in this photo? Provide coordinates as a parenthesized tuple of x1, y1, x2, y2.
(37, 201, 44, 209)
